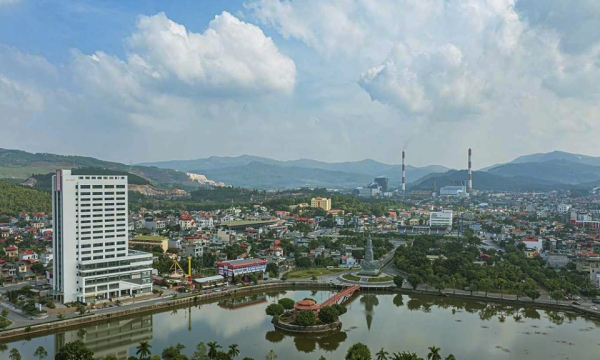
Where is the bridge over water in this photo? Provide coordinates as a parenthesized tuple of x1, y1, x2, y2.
(320, 285, 361, 308)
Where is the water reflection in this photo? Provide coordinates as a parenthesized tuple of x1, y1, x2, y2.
(55, 315, 152, 360)
(265, 330, 348, 353)
(360, 295, 379, 330)
(218, 293, 268, 310)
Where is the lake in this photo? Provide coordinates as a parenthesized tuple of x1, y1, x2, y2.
(3, 289, 600, 360)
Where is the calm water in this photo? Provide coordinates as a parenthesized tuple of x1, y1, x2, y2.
(3, 289, 600, 360)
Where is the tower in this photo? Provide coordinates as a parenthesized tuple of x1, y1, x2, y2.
(402, 151, 406, 195)
(468, 148, 473, 194)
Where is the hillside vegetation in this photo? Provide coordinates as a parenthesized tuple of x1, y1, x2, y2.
(0, 148, 197, 188)
(0, 181, 51, 215)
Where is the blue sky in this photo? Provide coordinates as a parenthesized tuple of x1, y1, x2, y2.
(1, 0, 600, 169)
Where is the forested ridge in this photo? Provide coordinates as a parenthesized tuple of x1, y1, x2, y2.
(0, 181, 51, 215)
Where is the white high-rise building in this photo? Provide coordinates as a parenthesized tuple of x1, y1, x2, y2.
(52, 170, 153, 303)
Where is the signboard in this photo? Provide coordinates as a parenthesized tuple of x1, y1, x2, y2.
(55, 170, 62, 192)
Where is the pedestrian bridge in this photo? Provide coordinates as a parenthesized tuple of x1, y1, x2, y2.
(320, 285, 361, 307)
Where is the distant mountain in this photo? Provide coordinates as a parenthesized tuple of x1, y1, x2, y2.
(509, 151, 600, 167)
(479, 151, 600, 187)
(0, 148, 204, 188)
(411, 170, 565, 191)
(198, 162, 375, 189)
(487, 159, 600, 185)
(139, 155, 450, 189)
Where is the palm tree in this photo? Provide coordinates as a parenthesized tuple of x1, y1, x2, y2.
(228, 344, 240, 359)
(445, 355, 457, 360)
(207, 342, 222, 359)
(376, 347, 389, 360)
(427, 346, 442, 360)
(136, 341, 152, 360)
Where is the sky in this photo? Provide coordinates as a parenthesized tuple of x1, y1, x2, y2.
(1, 0, 600, 169)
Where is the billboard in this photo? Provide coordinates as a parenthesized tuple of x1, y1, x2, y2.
(55, 169, 62, 192)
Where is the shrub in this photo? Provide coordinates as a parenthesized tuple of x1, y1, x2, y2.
(265, 303, 284, 317)
(278, 298, 295, 311)
(318, 306, 339, 324)
(295, 310, 316, 326)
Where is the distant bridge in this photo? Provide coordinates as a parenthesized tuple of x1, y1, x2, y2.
(320, 285, 361, 308)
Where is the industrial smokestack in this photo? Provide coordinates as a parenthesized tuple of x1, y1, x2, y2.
(468, 148, 473, 194)
(402, 151, 406, 195)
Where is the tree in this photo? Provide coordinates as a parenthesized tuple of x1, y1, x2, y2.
(228, 344, 240, 359)
(162, 343, 185, 360)
(477, 279, 494, 297)
(266, 263, 279, 278)
(103, 356, 118, 360)
(31, 262, 46, 275)
(376, 348, 389, 360)
(345, 343, 371, 360)
(427, 346, 441, 360)
(55, 340, 94, 360)
(550, 290, 564, 304)
(407, 274, 421, 290)
(9, 348, 21, 360)
(192, 342, 209, 360)
(277, 298, 295, 311)
(393, 276, 404, 288)
(444, 355, 457, 360)
(34, 346, 48, 360)
(391, 352, 422, 360)
(1, 309, 8, 317)
(207, 342, 221, 360)
(295, 310, 316, 326)
(136, 341, 152, 360)
(265, 350, 277, 360)
(318, 306, 339, 324)
(265, 303, 284, 317)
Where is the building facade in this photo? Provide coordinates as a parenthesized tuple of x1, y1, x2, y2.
(429, 210, 453, 228)
(311, 197, 332, 211)
(52, 170, 153, 303)
(217, 258, 267, 280)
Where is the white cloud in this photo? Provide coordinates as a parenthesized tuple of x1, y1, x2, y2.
(123, 11, 296, 94)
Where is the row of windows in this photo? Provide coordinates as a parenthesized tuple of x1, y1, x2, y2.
(77, 179, 126, 184)
(77, 191, 126, 195)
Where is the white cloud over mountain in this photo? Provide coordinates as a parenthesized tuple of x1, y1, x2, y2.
(1, 1, 600, 167)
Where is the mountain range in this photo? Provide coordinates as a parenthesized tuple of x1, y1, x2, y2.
(3, 148, 600, 191)
(139, 155, 449, 189)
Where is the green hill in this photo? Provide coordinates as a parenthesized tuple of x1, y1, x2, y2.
(0, 148, 196, 188)
(411, 170, 565, 191)
(487, 159, 600, 185)
(0, 181, 51, 216)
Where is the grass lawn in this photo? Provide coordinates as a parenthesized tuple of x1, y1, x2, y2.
(367, 276, 393, 282)
(287, 268, 354, 279)
(341, 274, 362, 281)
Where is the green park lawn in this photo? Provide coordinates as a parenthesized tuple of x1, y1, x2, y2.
(287, 268, 355, 279)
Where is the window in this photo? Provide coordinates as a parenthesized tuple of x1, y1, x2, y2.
(116, 191, 125, 195)
(93, 185, 102, 189)
(82, 257, 91, 261)
(93, 256, 103, 260)
(81, 192, 90, 195)
(105, 185, 114, 188)
(93, 250, 103, 254)
(117, 241, 126, 245)
(93, 225, 103, 228)
(93, 219, 102, 223)
(116, 185, 125, 188)
(105, 192, 114, 195)
(81, 185, 90, 189)
(93, 192, 102, 195)
(93, 243, 103, 247)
